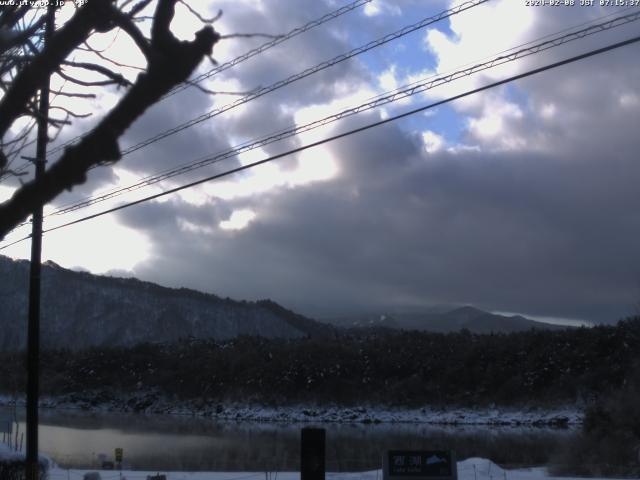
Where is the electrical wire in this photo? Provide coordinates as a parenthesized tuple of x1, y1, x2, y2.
(46, 0, 373, 156)
(13, 0, 634, 180)
(117, 0, 489, 157)
(46, 10, 640, 217)
(47, 0, 489, 161)
(2, 33, 638, 251)
(37, 0, 492, 218)
(166, 0, 373, 98)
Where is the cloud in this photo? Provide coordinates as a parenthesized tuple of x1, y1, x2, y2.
(6, 0, 640, 325)
(121, 92, 640, 323)
(422, 130, 445, 153)
(115, 1, 640, 324)
(219, 209, 257, 230)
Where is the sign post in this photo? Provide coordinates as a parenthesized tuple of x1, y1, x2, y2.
(301, 428, 325, 480)
(383, 451, 457, 480)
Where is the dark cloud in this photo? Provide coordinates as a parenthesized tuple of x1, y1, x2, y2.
(117, 197, 230, 232)
(101, 2, 640, 323)
(18, 0, 640, 324)
(71, 0, 376, 205)
(119, 85, 640, 323)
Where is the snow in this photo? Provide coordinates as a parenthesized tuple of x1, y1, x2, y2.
(3, 442, 624, 480)
(0, 440, 55, 469)
(40, 458, 623, 480)
(198, 404, 581, 427)
(0, 440, 25, 462)
(0, 395, 584, 427)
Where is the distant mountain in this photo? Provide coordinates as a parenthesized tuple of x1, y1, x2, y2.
(0, 255, 334, 351)
(327, 305, 572, 333)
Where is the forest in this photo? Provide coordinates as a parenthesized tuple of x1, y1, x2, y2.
(1, 317, 638, 408)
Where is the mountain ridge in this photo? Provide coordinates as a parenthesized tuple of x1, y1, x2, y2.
(1, 255, 570, 351)
(327, 305, 572, 334)
(0, 255, 333, 350)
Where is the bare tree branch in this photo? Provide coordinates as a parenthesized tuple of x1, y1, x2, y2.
(49, 106, 91, 119)
(3, 121, 36, 168)
(56, 68, 121, 87)
(127, 0, 154, 17)
(80, 29, 121, 54)
(109, 7, 153, 59)
(0, 14, 46, 55)
(49, 88, 96, 98)
(151, 0, 175, 48)
(0, 0, 220, 239)
(83, 40, 145, 71)
(2, 120, 36, 146)
(62, 60, 132, 87)
(0, 6, 32, 30)
(0, 168, 28, 180)
(24, 102, 71, 127)
(118, 0, 137, 11)
(0, 0, 116, 139)
(177, 1, 221, 24)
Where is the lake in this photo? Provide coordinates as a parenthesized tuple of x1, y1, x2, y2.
(1, 407, 577, 472)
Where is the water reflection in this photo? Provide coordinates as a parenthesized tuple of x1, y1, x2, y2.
(1, 407, 576, 471)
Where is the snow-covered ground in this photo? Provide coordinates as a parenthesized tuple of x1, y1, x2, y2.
(4, 441, 626, 480)
(39, 458, 620, 480)
(0, 441, 54, 472)
(183, 405, 582, 427)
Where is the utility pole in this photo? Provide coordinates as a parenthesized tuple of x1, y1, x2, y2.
(26, 5, 54, 480)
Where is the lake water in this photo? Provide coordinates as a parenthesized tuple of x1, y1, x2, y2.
(0, 407, 577, 472)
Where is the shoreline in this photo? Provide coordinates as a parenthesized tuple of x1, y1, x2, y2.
(0, 394, 583, 427)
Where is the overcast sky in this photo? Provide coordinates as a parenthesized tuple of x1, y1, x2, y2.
(2, 0, 640, 325)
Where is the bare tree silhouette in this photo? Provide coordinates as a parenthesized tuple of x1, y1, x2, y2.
(0, 0, 221, 239)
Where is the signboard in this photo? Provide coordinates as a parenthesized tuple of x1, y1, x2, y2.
(115, 448, 123, 463)
(383, 451, 457, 480)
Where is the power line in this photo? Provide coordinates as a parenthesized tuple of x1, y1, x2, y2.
(1, 78, 93, 180)
(362, 8, 640, 104)
(165, 0, 373, 98)
(47, 0, 373, 156)
(3, 33, 638, 251)
(44, 0, 490, 215)
(0, 160, 32, 182)
(63, 0, 488, 163)
(0, 233, 31, 250)
(46, 10, 640, 217)
(120, 0, 488, 156)
(9, 6, 638, 229)
(12, 4, 635, 182)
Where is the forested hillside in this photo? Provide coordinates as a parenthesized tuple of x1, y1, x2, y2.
(1, 318, 638, 408)
(0, 256, 334, 350)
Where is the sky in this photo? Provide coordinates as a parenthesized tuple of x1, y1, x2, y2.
(1, 0, 640, 325)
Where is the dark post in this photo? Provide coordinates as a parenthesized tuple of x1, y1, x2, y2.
(25, 5, 54, 480)
(301, 427, 325, 480)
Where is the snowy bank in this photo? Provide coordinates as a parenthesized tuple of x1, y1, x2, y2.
(0, 394, 582, 426)
(0, 441, 55, 472)
(44, 458, 619, 480)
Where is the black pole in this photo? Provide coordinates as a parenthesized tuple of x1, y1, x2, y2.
(26, 6, 54, 480)
(301, 428, 325, 480)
